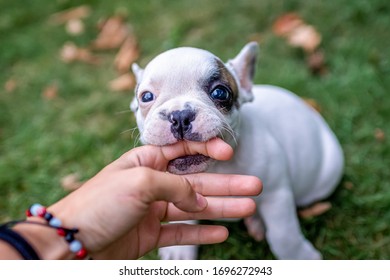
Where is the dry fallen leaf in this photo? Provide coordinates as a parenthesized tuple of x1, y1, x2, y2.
(60, 42, 100, 64)
(91, 16, 129, 50)
(273, 13, 322, 53)
(344, 181, 354, 190)
(303, 98, 322, 113)
(273, 13, 325, 75)
(109, 73, 135, 92)
(272, 13, 303, 37)
(4, 79, 17, 93)
(307, 50, 327, 75)
(287, 24, 322, 53)
(299, 202, 332, 219)
(114, 35, 139, 73)
(49, 5, 91, 25)
(42, 84, 58, 100)
(66, 18, 85, 36)
(61, 173, 84, 191)
(374, 128, 385, 142)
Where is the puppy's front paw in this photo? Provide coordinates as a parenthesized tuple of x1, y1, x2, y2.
(276, 239, 323, 260)
(294, 239, 323, 260)
(303, 247, 322, 260)
(158, 245, 198, 260)
(244, 216, 265, 241)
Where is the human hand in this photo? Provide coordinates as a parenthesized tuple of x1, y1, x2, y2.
(47, 138, 261, 259)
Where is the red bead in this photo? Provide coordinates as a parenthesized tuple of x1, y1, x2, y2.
(75, 248, 88, 259)
(37, 207, 47, 217)
(25, 209, 32, 217)
(57, 228, 66, 236)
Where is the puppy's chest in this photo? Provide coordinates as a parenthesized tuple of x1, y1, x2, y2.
(209, 115, 291, 188)
(209, 137, 280, 179)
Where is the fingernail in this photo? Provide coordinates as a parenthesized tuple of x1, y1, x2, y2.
(196, 193, 208, 209)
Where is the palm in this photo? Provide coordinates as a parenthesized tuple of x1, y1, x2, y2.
(92, 201, 168, 260)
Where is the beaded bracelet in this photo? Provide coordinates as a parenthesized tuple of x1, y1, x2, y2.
(26, 203, 88, 259)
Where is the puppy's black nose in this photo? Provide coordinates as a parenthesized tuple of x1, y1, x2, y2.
(169, 109, 196, 140)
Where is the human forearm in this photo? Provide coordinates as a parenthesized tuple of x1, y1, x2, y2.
(9, 217, 74, 260)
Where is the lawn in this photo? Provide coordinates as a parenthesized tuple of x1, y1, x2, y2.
(0, 0, 389, 259)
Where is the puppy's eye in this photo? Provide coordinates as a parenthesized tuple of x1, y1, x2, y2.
(210, 86, 230, 101)
(141, 91, 155, 103)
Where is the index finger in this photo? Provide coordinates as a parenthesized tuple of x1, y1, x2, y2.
(184, 173, 262, 197)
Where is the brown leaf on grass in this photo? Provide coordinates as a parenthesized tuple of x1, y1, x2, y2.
(273, 13, 322, 53)
(109, 73, 135, 92)
(303, 98, 322, 113)
(299, 202, 332, 219)
(287, 24, 322, 53)
(61, 173, 84, 191)
(60, 42, 100, 64)
(272, 13, 303, 36)
(4, 79, 17, 93)
(344, 181, 354, 190)
(114, 35, 139, 73)
(42, 84, 58, 100)
(91, 16, 129, 50)
(307, 50, 327, 75)
(374, 128, 385, 142)
(49, 5, 91, 25)
(65, 18, 85, 36)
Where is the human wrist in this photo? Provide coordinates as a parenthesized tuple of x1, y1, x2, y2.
(10, 202, 89, 260)
(47, 200, 95, 255)
(12, 217, 73, 260)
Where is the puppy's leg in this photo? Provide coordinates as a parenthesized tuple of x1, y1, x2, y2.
(159, 245, 198, 260)
(244, 211, 265, 241)
(259, 187, 322, 260)
(158, 220, 198, 260)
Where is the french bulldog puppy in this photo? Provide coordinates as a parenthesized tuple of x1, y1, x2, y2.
(130, 42, 344, 259)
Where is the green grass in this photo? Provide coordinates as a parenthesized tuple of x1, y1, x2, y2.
(0, 0, 389, 259)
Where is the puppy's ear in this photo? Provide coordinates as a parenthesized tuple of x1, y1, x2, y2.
(132, 63, 144, 83)
(130, 63, 144, 112)
(227, 42, 259, 104)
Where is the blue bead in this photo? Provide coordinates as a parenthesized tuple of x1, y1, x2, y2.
(49, 217, 62, 227)
(30, 204, 43, 216)
(69, 240, 82, 253)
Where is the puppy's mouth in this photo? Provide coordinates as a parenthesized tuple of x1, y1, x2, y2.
(167, 154, 214, 175)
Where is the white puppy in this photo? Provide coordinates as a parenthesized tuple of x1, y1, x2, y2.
(130, 42, 344, 259)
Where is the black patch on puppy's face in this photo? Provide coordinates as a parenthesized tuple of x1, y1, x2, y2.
(201, 59, 239, 113)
